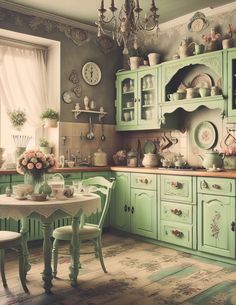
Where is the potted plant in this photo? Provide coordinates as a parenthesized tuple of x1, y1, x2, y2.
(8, 109, 27, 131)
(40, 108, 59, 128)
(128, 47, 143, 70)
(39, 137, 52, 154)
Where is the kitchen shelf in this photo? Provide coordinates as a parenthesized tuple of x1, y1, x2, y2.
(72, 109, 107, 121)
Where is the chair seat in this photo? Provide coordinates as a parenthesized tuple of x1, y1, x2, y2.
(53, 225, 100, 241)
(0, 231, 21, 249)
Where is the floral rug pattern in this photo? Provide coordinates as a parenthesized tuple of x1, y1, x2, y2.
(2, 233, 236, 305)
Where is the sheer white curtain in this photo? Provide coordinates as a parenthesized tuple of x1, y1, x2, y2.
(0, 44, 48, 154)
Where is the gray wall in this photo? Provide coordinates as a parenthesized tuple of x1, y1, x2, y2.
(0, 7, 123, 125)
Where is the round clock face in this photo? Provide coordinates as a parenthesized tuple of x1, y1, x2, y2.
(82, 62, 101, 85)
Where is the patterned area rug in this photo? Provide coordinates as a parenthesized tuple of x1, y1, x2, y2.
(1, 232, 236, 305)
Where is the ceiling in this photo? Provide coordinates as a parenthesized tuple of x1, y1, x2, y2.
(4, 0, 236, 28)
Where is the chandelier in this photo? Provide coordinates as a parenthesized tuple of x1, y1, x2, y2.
(96, 0, 160, 54)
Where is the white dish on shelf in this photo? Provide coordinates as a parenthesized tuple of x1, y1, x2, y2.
(207, 168, 224, 172)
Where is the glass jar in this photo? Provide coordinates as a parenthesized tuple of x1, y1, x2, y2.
(127, 150, 138, 167)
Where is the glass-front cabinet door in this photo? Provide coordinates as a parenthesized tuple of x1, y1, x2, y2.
(116, 72, 138, 129)
(137, 69, 158, 129)
(227, 49, 236, 122)
(116, 68, 160, 131)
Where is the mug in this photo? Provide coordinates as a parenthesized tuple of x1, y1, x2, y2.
(123, 112, 130, 121)
(145, 110, 152, 120)
(167, 94, 174, 101)
(186, 88, 197, 99)
(173, 92, 184, 101)
(199, 87, 210, 98)
(194, 44, 205, 55)
(211, 86, 219, 96)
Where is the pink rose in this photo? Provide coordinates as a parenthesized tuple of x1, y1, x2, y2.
(27, 163, 34, 170)
(35, 162, 42, 169)
(22, 159, 27, 166)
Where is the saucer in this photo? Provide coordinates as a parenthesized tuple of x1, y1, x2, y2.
(207, 168, 224, 172)
(15, 196, 27, 200)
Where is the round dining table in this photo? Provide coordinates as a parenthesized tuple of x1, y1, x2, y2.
(0, 193, 101, 293)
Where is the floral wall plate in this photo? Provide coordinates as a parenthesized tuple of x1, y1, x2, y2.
(194, 121, 217, 150)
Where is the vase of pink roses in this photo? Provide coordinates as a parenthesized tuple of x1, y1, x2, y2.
(17, 150, 56, 193)
(221, 146, 236, 169)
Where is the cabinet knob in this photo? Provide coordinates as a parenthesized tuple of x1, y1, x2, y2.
(131, 206, 134, 214)
(171, 181, 182, 189)
(231, 221, 235, 232)
(201, 180, 209, 189)
(171, 229, 184, 238)
(212, 184, 221, 190)
(171, 208, 182, 216)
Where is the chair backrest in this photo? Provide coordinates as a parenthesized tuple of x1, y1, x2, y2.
(81, 176, 115, 229)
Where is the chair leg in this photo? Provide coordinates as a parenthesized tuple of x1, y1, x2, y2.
(52, 239, 59, 278)
(92, 239, 99, 258)
(18, 245, 29, 293)
(0, 249, 7, 287)
(97, 236, 107, 273)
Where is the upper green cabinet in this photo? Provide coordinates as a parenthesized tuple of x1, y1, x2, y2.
(225, 49, 236, 123)
(160, 51, 225, 124)
(115, 67, 160, 131)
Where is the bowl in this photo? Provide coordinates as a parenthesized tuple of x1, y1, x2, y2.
(67, 161, 75, 168)
(12, 184, 34, 198)
(31, 193, 47, 201)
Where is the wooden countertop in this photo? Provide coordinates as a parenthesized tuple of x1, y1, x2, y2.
(109, 166, 236, 178)
(0, 166, 110, 175)
(1, 166, 236, 179)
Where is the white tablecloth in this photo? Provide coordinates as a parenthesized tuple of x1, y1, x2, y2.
(0, 194, 101, 220)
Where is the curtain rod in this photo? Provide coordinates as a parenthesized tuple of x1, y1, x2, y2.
(0, 36, 48, 51)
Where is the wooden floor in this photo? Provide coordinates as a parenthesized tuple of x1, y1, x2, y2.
(1, 232, 236, 305)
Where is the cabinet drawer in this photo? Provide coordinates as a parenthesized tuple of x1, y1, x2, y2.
(197, 177, 235, 196)
(160, 175, 193, 203)
(160, 221, 193, 249)
(160, 201, 193, 224)
(131, 173, 156, 190)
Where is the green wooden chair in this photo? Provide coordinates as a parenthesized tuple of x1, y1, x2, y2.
(52, 176, 115, 277)
(0, 231, 28, 293)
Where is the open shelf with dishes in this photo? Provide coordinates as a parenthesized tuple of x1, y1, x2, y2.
(72, 109, 107, 121)
(160, 50, 225, 124)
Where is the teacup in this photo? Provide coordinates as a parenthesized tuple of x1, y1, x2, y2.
(173, 92, 185, 101)
(194, 44, 205, 55)
(167, 94, 174, 101)
(123, 112, 130, 122)
(67, 161, 75, 168)
(199, 87, 210, 98)
(186, 88, 197, 99)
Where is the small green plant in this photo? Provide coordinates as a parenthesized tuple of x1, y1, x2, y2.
(8, 109, 27, 130)
(39, 137, 49, 147)
(40, 108, 59, 120)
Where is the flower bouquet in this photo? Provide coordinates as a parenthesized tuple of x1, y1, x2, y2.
(17, 150, 56, 188)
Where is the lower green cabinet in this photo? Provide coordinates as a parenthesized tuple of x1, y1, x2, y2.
(198, 193, 236, 258)
(110, 172, 131, 232)
(110, 172, 157, 239)
(131, 188, 157, 239)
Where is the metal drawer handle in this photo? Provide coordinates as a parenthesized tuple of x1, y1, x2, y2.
(231, 221, 235, 232)
(212, 184, 221, 190)
(138, 178, 150, 184)
(171, 181, 182, 189)
(171, 208, 182, 216)
(131, 206, 134, 214)
(201, 180, 209, 189)
(171, 229, 184, 238)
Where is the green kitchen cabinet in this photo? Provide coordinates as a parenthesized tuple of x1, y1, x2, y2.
(131, 188, 157, 239)
(110, 172, 157, 239)
(110, 172, 131, 232)
(197, 177, 236, 258)
(115, 67, 160, 131)
(0, 175, 14, 232)
(158, 175, 197, 249)
(160, 50, 225, 124)
(225, 48, 236, 122)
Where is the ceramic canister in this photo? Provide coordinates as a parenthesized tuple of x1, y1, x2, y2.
(142, 153, 158, 168)
(93, 148, 107, 166)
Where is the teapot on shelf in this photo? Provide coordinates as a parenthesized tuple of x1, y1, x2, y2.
(178, 39, 194, 58)
(174, 153, 186, 168)
(198, 150, 224, 170)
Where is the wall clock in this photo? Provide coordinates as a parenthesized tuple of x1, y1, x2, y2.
(82, 62, 101, 85)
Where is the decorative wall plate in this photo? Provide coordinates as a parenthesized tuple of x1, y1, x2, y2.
(191, 73, 213, 88)
(69, 70, 79, 84)
(62, 91, 73, 104)
(144, 141, 156, 153)
(194, 121, 217, 150)
(73, 85, 82, 97)
(187, 12, 209, 33)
